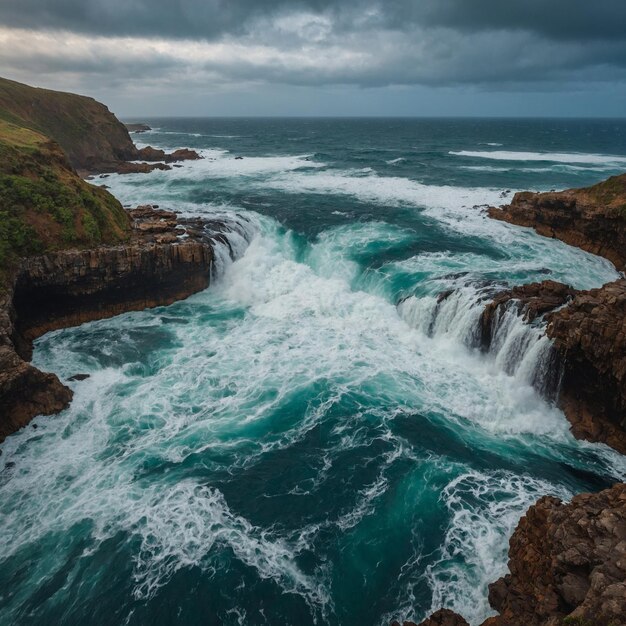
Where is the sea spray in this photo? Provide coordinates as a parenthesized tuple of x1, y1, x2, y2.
(3, 118, 626, 626)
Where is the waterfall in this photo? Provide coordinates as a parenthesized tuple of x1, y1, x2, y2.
(397, 287, 563, 401)
(200, 214, 257, 282)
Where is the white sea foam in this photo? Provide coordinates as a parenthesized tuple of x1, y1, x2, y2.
(424, 470, 572, 625)
(450, 149, 626, 165)
(3, 137, 625, 624)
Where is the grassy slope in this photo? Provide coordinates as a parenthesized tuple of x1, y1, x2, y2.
(0, 118, 130, 285)
(0, 77, 137, 170)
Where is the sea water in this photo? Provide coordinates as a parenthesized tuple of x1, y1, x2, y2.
(1, 118, 626, 626)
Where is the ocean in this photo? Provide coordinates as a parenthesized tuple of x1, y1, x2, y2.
(2, 118, 626, 626)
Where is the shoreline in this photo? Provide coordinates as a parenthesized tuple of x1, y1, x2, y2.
(1, 77, 625, 626)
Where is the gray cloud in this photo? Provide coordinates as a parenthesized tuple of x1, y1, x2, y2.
(2, 0, 626, 43)
(1, 0, 626, 107)
(0, 0, 341, 39)
(383, 1, 626, 41)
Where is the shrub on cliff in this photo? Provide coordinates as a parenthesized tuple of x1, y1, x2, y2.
(0, 119, 130, 286)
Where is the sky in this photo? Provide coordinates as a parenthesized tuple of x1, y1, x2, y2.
(1, 0, 626, 117)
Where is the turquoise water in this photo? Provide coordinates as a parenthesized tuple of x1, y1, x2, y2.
(2, 119, 626, 626)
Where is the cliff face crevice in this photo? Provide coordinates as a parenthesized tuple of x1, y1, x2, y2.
(0, 207, 223, 442)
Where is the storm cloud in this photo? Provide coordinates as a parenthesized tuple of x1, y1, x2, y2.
(1, 0, 625, 115)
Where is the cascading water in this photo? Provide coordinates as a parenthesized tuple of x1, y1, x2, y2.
(397, 284, 562, 402)
(202, 214, 258, 281)
(2, 118, 626, 626)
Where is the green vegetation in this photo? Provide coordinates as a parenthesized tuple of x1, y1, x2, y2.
(583, 174, 626, 217)
(0, 76, 137, 169)
(0, 118, 130, 286)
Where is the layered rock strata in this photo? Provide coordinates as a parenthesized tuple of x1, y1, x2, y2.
(488, 174, 626, 271)
(0, 206, 222, 442)
(478, 279, 626, 453)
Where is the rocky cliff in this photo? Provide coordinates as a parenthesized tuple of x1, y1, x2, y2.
(0, 76, 200, 174)
(547, 279, 626, 454)
(399, 483, 626, 626)
(484, 173, 626, 453)
(488, 174, 626, 271)
(0, 116, 131, 286)
(487, 483, 626, 626)
(0, 206, 224, 442)
(0, 76, 138, 172)
(478, 279, 626, 454)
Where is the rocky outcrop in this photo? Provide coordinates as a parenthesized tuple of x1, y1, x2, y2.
(125, 123, 152, 133)
(487, 483, 626, 626)
(0, 76, 201, 175)
(136, 146, 201, 163)
(480, 280, 574, 349)
(488, 174, 626, 271)
(546, 279, 626, 454)
(0, 76, 138, 171)
(0, 291, 72, 442)
(0, 206, 231, 442)
(478, 279, 626, 453)
(392, 609, 470, 626)
(409, 484, 626, 626)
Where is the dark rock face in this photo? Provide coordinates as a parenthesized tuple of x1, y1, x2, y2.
(546, 279, 626, 454)
(480, 280, 575, 350)
(478, 279, 626, 453)
(486, 483, 626, 626)
(410, 484, 626, 626)
(392, 608, 470, 626)
(488, 174, 626, 271)
(125, 123, 151, 133)
(0, 207, 219, 442)
(0, 290, 72, 442)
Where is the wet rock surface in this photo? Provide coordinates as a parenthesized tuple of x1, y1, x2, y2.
(546, 278, 626, 454)
(407, 484, 626, 626)
(0, 206, 228, 442)
(488, 174, 626, 271)
(392, 608, 470, 626)
(477, 278, 626, 453)
(486, 483, 626, 626)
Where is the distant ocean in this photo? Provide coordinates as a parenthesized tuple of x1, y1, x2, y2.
(2, 118, 626, 626)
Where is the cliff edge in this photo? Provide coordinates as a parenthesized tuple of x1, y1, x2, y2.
(397, 483, 626, 626)
(0, 77, 138, 172)
(488, 174, 626, 271)
(0, 76, 200, 174)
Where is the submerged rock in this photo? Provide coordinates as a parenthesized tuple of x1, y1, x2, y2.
(68, 374, 90, 382)
(392, 608, 470, 626)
